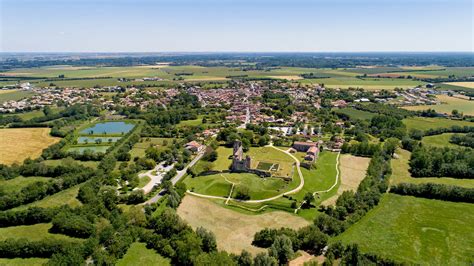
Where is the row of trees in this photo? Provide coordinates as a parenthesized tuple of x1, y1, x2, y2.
(390, 183, 474, 203)
(450, 132, 474, 148)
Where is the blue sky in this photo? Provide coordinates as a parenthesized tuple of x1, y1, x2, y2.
(1, 0, 472, 52)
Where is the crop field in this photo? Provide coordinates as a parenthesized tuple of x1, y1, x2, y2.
(11, 184, 82, 211)
(322, 154, 370, 206)
(421, 133, 464, 148)
(299, 76, 424, 90)
(403, 95, 474, 116)
(177, 195, 310, 255)
(333, 108, 376, 120)
(443, 82, 474, 89)
(0, 90, 35, 104)
(117, 242, 170, 266)
(402, 117, 474, 131)
(0, 176, 52, 193)
(0, 128, 60, 165)
(390, 149, 474, 188)
(0, 223, 82, 242)
(335, 194, 474, 265)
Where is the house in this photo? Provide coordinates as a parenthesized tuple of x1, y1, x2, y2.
(184, 141, 204, 153)
(331, 100, 347, 108)
(293, 141, 317, 152)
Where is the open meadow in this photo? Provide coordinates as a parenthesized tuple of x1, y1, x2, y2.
(0, 128, 60, 165)
(0, 90, 35, 104)
(177, 195, 310, 255)
(117, 242, 170, 266)
(402, 117, 474, 131)
(421, 133, 464, 148)
(335, 194, 474, 265)
(11, 184, 82, 211)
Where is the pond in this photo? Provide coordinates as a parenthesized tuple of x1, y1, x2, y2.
(80, 121, 135, 135)
(77, 136, 122, 144)
(67, 146, 111, 154)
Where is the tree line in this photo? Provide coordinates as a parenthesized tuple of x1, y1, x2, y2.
(390, 183, 474, 203)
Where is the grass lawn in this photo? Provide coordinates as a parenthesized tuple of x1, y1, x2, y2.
(117, 242, 170, 266)
(333, 108, 376, 120)
(176, 116, 203, 127)
(0, 258, 49, 265)
(421, 133, 464, 148)
(0, 223, 82, 242)
(11, 184, 82, 211)
(212, 146, 233, 171)
(43, 159, 99, 168)
(247, 146, 294, 178)
(390, 149, 474, 188)
(402, 117, 474, 132)
(138, 175, 151, 188)
(0, 128, 60, 165)
(0, 176, 52, 193)
(335, 194, 474, 265)
(403, 95, 474, 116)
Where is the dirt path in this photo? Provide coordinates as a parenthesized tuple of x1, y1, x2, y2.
(177, 195, 310, 255)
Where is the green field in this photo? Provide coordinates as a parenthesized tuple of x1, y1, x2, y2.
(212, 147, 233, 171)
(402, 117, 474, 131)
(391, 149, 474, 188)
(117, 242, 171, 266)
(421, 133, 464, 148)
(335, 194, 474, 265)
(403, 95, 474, 116)
(300, 76, 424, 90)
(333, 108, 376, 120)
(0, 90, 35, 104)
(0, 258, 49, 265)
(247, 147, 295, 178)
(129, 137, 175, 159)
(0, 223, 82, 242)
(11, 184, 82, 211)
(0, 176, 52, 193)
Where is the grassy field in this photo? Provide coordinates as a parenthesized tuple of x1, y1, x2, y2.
(333, 108, 376, 120)
(322, 154, 370, 206)
(0, 223, 82, 242)
(299, 76, 424, 90)
(443, 82, 474, 89)
(177, 195, 309, 255)
(0, 258, 49, 265)
(421, 133, 464, 148)
(0, 128, 60, 165)
(335, 194, 474, 265)
(390, 149, 474, 188)
(11, 184, 82, 211)
(212, 146, 233, 171)
(403, 95, 474, 116)
(247, 146, 295, 178)
(129, 137, 175, 159)
(43, 159, 99, 168)
(0, 90, 35, 104)
(0, 176, 52, 193)
(402, 117, 474, 131)
(117, 242, 170, 266)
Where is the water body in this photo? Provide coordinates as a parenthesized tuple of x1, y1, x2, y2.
(80, 121, 135, 135)
(68, 146, 110, 154)
(77, 136, 122, 144)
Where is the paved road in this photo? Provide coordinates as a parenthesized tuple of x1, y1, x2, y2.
(186, 144, 305, 203)
(144, 148, 205, 204)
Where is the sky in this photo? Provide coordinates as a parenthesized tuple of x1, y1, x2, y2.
(0, 0, 473, 52)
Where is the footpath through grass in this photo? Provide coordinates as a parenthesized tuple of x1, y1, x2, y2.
(335, 194, 474, 265)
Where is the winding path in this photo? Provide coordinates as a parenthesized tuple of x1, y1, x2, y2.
(186, 145, 305, 203)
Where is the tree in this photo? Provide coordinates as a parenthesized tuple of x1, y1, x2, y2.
(254, 252, 277, 266)
(268, 235, 294, 264)
(194, 251, 237, 266)
(303, 192, 314, 208)
(196, 226, 217, 252)
(297, 225, 328, 255)
(237, 250, 253, 266)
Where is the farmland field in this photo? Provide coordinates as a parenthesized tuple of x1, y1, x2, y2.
(0, 223, 82, 242)
(177, 195, 310, 255)
(402, 117, 474, 131)
(117, 242, 170, 266)
(0, 128, 60, 165)
(322, 154, 370, 206)
(335, 194, 474, 265)
(0, 90, 35, 104)
(390, 149, 474, 188)
(403, 95, 474, 116)
(333, 108, 376, 120)
(421, 133, 464, 148)
(444, 82, 474, 89)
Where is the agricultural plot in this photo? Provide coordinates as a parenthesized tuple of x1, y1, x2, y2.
(335, 194, 474, 265)
(177, 195, 310, 255)
(333, 108, 376, 120)
(322, 154, 370, 206)
(421, 133, 464, 148)
(117, 242, 170, 266)
(402, 117, 474, 131)
(390, 149, 474, 188)
(444, 82, 474, 89)
(403, 95, 474, 116)
(0, 90, 35, 104)
(299, 76, 424, 90)
(0, 128, 60, 165)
